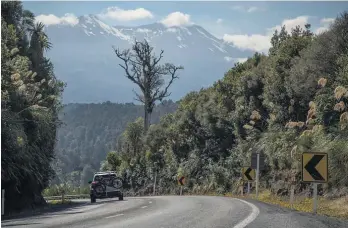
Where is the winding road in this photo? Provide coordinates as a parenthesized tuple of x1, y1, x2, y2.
(2, 196, 347, 228)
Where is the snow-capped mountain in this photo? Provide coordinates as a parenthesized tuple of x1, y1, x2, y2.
(44, 15, 252, 103)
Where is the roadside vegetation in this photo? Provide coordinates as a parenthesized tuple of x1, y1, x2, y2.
(101, 12, 348, 204)
(42, 185, 89, 197)
(1, 1, 65, 213)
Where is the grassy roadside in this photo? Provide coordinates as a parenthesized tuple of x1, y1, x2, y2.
(222, 190, 348, 220)
(47, 199, 73, 205)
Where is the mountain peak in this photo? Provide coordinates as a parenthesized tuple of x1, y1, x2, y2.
(78, 14, 101, 24)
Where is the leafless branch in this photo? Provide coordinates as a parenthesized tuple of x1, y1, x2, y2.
(153, 64, 184, 101)
(113, 39, 184, 132)
(133, 89, 145, 104)
(113, 46, 145, 91)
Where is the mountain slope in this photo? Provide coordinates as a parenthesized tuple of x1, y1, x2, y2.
(44, 14, 253, 103)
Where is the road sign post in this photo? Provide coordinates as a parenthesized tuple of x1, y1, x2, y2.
(302, 152, 328, 214)
(247, 182, 250, 194)
(313, 183, 318, 213)
(290, 185, 295, 209)
(256, 153, 260, 199)
(153, 171, 157, 196)
(251, 145, 265, 199)
(178, 176, 185, 196)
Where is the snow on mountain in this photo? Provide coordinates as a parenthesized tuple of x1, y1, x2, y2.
(44, 14, 253, 103)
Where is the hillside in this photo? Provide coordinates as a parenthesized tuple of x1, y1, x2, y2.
(99, 12, 348, 198)
(52, 100, 177, 185)
(44, 14, 252, 103)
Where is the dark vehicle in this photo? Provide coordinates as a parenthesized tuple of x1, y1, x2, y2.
(88, 171, 124, 203)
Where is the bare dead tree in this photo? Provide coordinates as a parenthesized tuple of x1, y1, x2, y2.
(113, 39, 184, 132)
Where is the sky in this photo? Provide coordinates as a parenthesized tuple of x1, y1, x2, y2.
(23, 1, 348, 53)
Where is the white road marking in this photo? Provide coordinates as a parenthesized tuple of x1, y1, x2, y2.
(105, 214, 124, 219)
(233, 198, 260, 228)
(141, 206, 148, 209)
(149, 201, 152, 204)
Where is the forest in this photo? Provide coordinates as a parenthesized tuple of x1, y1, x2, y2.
(102, 12, 348, 197)
(52, 100, 177, 187)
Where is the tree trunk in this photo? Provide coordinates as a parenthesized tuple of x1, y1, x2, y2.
(148, 111, 152, 128)
(153, 171, 157, 196)
(144, 105, 149, 133)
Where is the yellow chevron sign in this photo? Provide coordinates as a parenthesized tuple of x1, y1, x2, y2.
(302, 152, 328, 183)
(242, 167, 255, 181)
(178, 176, 185, 186)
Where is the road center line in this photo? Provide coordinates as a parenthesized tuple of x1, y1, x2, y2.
(233, 198, 260, 228)
(105, 213, 124, 219)
(141, 206, 148, 209)
(149, 201, 152, 204)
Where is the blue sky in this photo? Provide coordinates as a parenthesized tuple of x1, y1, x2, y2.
(23, 1, 348, 53)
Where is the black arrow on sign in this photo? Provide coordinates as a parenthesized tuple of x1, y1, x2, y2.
(179, 176, 185, 185)
(305, 155, 325, 181)
(244, 168, 253, 181)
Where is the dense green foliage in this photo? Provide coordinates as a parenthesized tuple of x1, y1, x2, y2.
(1, 1, 64, 212)
(52, 100, 177, 187)
(103, 13, 348, 197)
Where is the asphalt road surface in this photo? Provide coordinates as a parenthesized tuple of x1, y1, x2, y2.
(2, 196, 348, 228)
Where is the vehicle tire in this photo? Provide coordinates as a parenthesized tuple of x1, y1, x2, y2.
(91, 196, 96, 203)
(119, 195, 124, 201)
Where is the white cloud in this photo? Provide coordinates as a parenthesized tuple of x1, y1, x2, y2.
(223, 16, 311, 53)
(216, 18, 223, 24)
(160, 12, 192, 27)
(231, 5, 263, 13)
(315, 27, 329, 34)
(35, 13, 79, 26)
(236, 58, 248, 63)
(321, 18, 335, 25)
(98, 7, 153, 21)
(269, 16, 310, 34)
(224, 57, 248, 63)
(223, 34, 271, 53)
(315, 17, 335, 34)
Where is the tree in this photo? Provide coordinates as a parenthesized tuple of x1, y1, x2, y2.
(28, 22, 52, 70)
(113, 39, 184, 132)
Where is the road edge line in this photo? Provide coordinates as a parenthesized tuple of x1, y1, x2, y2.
(232, 198, 260, 228)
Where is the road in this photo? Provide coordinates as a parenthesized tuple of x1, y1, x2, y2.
(2, 196, 347, 228)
